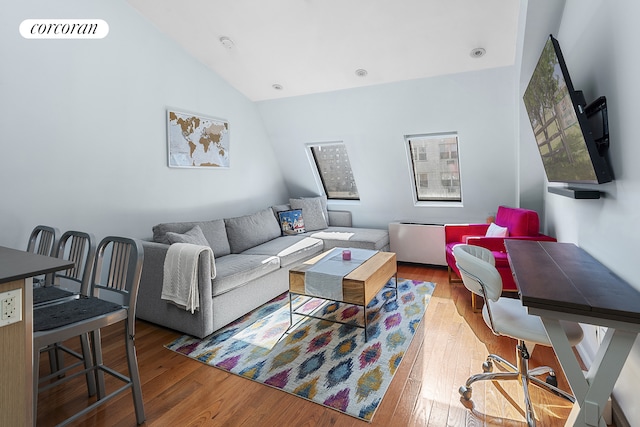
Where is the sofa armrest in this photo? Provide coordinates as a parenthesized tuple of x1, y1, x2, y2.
(467, 234, 557, 253)
(465, 236, 509, 252)
(327, 210, 352, 227)
(136, 240, 216, 338)
(444, 223, 489, 244)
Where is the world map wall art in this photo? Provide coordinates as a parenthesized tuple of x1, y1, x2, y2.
(167, 109, 230, 168)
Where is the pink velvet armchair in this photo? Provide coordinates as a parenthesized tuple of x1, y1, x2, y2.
(445, 206, 556, 309)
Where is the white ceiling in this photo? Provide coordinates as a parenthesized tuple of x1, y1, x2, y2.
(127, 0, 520, 101)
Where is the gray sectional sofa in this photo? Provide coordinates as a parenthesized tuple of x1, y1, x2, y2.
(136, 197, 389, 338)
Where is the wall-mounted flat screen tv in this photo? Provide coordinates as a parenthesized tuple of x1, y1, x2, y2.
(523, 35, 613, 184)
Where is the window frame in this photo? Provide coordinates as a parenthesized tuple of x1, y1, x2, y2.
(307, 141, 360, 201)
(405, 132, 463, 205)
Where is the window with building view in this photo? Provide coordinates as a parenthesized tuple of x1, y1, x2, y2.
(407, 133, 461, 202)
(309, 142, 360, 200)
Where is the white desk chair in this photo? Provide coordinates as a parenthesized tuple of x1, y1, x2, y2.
(453, 244, 584, 426)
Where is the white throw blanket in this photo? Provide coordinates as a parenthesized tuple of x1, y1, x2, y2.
(161, 243, 216, 313)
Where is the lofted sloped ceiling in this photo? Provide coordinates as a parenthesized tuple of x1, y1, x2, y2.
(127, 0, 520, 101)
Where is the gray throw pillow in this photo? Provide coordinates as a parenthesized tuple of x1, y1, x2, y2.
(290, 197, 328, 231)
(224, 207, 282, 253)
(305, 195, 329, 225)
(166, 225, 210, 248)
(152, 219, 231, 256)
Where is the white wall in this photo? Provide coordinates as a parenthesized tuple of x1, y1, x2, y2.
(0, 0, 287, 249)
(520, 0, 640, 423)
(257, 67, 519, 229)
(516, 0, 566, 222)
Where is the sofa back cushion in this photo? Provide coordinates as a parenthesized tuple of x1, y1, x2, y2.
(153, 219, 231, 256)
(271, 203, 291, 220)
(225, 207, 282, 253)
(290, 197, 328, 231)
(165, 225, 210, 246)
(495, 206, 540, 236)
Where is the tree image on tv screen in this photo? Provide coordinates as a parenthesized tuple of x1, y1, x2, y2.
(523, 40, 597, 182)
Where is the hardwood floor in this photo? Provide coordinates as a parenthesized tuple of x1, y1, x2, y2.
(37, 264, 580, 426)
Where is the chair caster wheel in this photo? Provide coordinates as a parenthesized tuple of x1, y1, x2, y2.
(482, 360, 493, 373)
(459, 385, 472, 400)
(546, 374, 558, 387)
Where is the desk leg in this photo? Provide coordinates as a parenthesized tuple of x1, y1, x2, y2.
(542, 318, 636, 427)
(541, 318, 589, 399)
(578, 328, 635, 427)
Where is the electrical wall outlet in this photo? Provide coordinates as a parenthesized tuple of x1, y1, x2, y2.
(0, 289, 22, 327)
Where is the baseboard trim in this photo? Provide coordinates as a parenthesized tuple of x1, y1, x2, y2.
(612, 397, 630, 427)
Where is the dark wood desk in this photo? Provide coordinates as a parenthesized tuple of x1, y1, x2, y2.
(506, 240, 640, 427)
(0, 246, 74, 427)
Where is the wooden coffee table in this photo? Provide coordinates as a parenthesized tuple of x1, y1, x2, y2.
(288, 249, 397, 340)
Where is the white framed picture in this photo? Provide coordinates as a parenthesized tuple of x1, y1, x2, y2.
(167, 109, 230, 168)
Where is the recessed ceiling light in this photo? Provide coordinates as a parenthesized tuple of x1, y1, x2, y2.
(272, 84, 283, 90)
(355, 69, 368, 77)
(219, 36, 235, 49)
(470, 48, 486, 58)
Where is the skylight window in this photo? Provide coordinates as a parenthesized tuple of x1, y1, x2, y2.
(406, 133, 461, 202)
(309, 142, 360, 200)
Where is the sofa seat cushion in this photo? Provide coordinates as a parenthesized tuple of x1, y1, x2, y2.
(446, 242, 508, 266)
(310, 226, 389, 251)
(225, 208, 283, 253)
(492, 251, 509, 269)
(242, 235, 324, 268)
(212, 254, 280, 297)
(153, 219, 231, 257)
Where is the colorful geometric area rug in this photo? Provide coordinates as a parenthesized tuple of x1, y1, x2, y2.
(165, 278, 436, 422)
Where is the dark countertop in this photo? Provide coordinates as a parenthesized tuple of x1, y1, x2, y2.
(506, 240, 640, 324)
(0, 246, 74, 284)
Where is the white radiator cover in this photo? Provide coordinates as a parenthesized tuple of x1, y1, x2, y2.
(388, 222, 446, 266)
